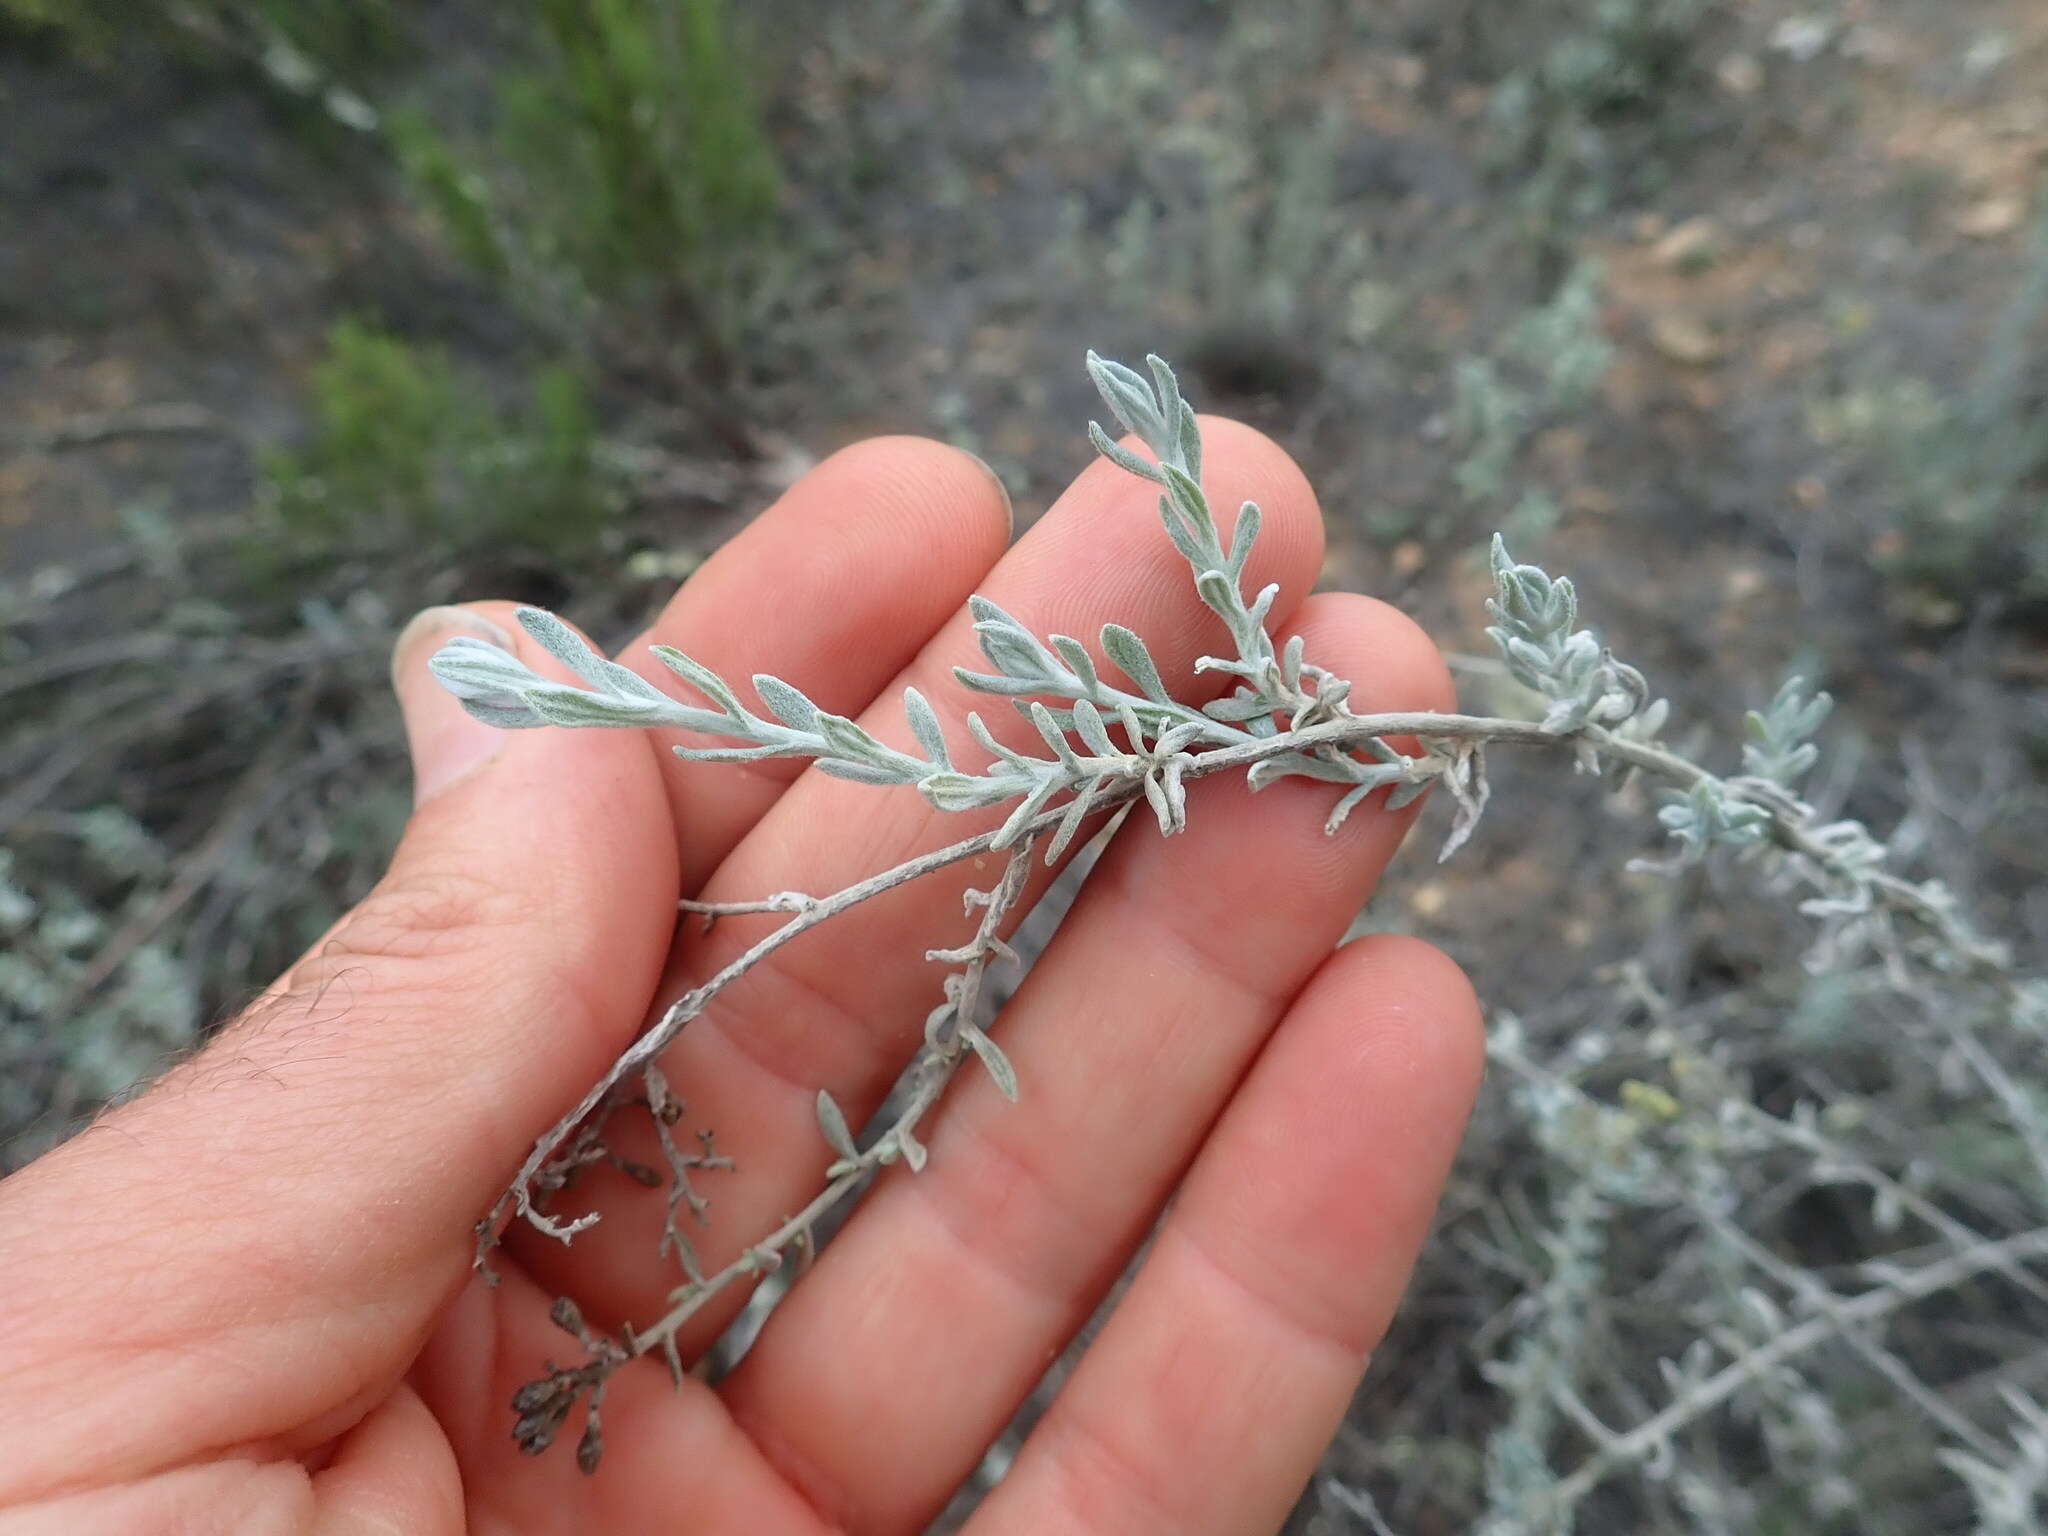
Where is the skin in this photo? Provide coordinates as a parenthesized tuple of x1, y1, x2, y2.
(0, 421, 1483, 1536)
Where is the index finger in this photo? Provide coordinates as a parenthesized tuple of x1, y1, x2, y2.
(622, 438, 1014, 890)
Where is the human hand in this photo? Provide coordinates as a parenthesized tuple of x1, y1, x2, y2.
(0, 422, 1481, 1534)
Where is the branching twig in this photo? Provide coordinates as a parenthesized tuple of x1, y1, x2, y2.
(1539, 1227, 2048, 1518)
(6, 403, 237, 453)
(502, 838, 1043, 1447)
(481, 704, 1927, 1266)
(416, 350, 2033, 1475)
(636, 836, 1035, 1354)
(676, 892, 820, 932)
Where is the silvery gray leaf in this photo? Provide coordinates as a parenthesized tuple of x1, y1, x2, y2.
(1071, 697, 1117, 756)
(515, 607, 608, 687)
(815, 1089, 857, 1160)
(976, 624, 1055, 683)
(966, 711, 1032, 770)
(1145, 352, 1184, 433)
(1192, 653, 1260, 680)
(1176, 399, 1203, 484)
(517, 608, 666, 704)
(1161, 463, 1215, 544)
(1439, 768, 1489, 862)
(1160, 755, 1189, 828)
(966, 1027, 1020, 1102)
(953, 668, 1051, 698)
(1141, 770, 1182, 835)
(903, 686, 950, 769)
(1049, 635, 1098, 694)
(814, 758, 913, 787)
(1227, 500, 1261, 577)
(1156, 502, 1210, 566)
(754, 673, 821, 732)
(969, 596, 1058, 676)
(429, 635, 540, 695)
(1743, 676, 1834, 787)
(896, 1125, 928, 1173)
(1088, 422, 1165, 484)
(1087, 350, 1167, 443)
(673, 742, 790, 763)
(1112, 699, 1149, 746)
(1245, 582, 1279, 630)
(526, 685, 670, 729)
(1248, 751, 1363, 790)
(1387, 772, 1434, 811)
(919, 770, 1029, 813)
(1046, 774, 1108, 862)
(992, 777, 1057, 849)
(1203, 691, 1274, 723)
(1325, 781, 1375, 834)
(1281, 633, 1305, 690)
(1017, 702, 1078, 732)
(650, 645, 745, 717)
(1194, 568, 1236, 621)
(1101, 623, 1168, 702)
(1028, 703, 1078, 769)
(460, 699, 549, 730)
(817, 711, 891, 765)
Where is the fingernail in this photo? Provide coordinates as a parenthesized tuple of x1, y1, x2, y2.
(391, 607, 517, 804)
(963, 450, 1015, 537)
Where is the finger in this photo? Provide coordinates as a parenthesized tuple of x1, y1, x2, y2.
(0, 603, 676, 1499)
(307, 1385, 463, 1535)
(710, 592, 1453, 1530)
(624, 440, 1014, 891)
(968, 935, 1484, 1536)
(516, 418, 1324, 1339)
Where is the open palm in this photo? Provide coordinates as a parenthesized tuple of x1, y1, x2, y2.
(0, 421, 1480, 1534)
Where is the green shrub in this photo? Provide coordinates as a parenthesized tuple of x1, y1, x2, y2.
(1814, 204, 2048, 616)
(1886, 208, 2048, 610)
(1452, 263, 1615, 516)
(2, 0, 394, 78)
(1482, 0, 1723, 235)
(262, 320, 614, 554)
(394, 0, 780, 365)
(0, 828, 202, 1168)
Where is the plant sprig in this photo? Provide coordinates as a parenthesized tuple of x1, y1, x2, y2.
(432, 350, 2020, 1473)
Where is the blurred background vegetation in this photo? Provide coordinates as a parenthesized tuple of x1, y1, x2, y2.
(2, 1, 2044, 1530)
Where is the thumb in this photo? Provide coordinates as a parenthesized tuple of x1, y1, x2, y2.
(391, 604, 523, 804)
(0, 602, 679, 1499)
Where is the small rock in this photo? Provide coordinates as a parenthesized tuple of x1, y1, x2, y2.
(1842, 25, 1905, 67)
(1654, 216, 1723, 270)
(1724, 566, 1766, 601)
(1770, 17, 1834, 63)
(626, 547, 704, 583)
(1953, 196, 2026, 238)
(1897, 588, 1963, 629)
(1649, 314, 1727, 365)
(1716, 53, 1763, 96)
(1964, 31, 2012, 78)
